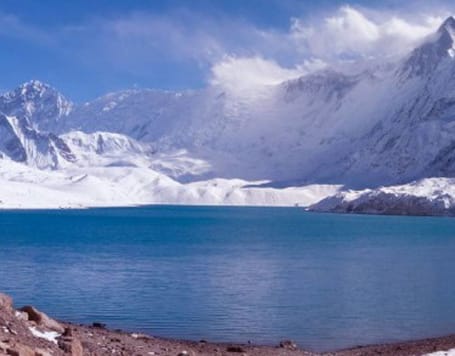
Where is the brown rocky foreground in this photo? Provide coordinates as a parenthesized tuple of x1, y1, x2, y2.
(1, 292, 454, 356)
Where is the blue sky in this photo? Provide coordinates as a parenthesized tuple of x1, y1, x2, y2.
(0, 0, 453, 101)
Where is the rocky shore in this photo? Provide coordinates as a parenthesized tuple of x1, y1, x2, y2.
(1, 292, 454, 356)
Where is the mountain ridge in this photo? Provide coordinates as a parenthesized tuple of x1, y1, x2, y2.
(2, 17, 455, 191)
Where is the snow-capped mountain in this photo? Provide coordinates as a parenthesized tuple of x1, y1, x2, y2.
(2, 17, 455, 211)
(335, 16, 455, 187)
(45, 16, 455, 187)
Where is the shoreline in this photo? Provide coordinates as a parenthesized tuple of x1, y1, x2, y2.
(2, 203, 454, 221)
(2, 202, 455, 220)
(331, 334, 455, 355)
(53, 325, 455, 356)
(63, 325, 455, 356)
(1, 293, 455, 355)
(0, 203, 301, 210)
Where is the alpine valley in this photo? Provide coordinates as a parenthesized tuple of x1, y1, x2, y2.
(4, 17, 455, 215)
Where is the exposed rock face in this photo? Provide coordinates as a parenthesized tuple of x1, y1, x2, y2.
(0, 114, 76, 169)
(20, 306, 65, 334)
(309, 178, 455, 216)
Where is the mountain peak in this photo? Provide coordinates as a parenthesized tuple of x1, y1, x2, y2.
(17, 80, 54, 96)
(21, 79, 48, 87)
(435, 16, 455, 48)
(0, 80, 73, 131)
(438, 16, 455, 34)
(398, 16, 455, 79)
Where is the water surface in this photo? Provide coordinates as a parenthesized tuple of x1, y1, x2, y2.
(0, 206, 455, 351)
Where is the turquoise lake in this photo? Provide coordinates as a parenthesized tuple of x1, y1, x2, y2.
(1, 206, 455, 351)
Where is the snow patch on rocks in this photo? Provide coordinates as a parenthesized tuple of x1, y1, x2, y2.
(29, 326, 60, 344)
(310, 178, 455, 216)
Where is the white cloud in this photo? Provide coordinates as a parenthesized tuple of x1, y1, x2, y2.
(381, 16, 442, 41)
(210, 56, 305, 92)
(209, 56, 329, 93)
(326, 6, 380, 45)
(290, 6, 446, 61)
(208, 7, 448, 91)
(0, 5, 451, 92)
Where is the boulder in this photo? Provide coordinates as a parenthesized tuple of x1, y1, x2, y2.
(14, 310, 29, 321)
(92, 322, 106, 329)
(279, 339, 298, 351)
(20, 306, 64, 334)
(226, 346, 245, 353)
(57, 336, 83, 356)
(62, 327, 72, 337)
(0, 293, 13, 311)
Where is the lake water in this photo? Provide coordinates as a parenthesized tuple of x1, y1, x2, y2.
(1, 206, 455, 351)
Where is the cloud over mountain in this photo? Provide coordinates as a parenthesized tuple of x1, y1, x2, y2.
(0, 3, 453, 97)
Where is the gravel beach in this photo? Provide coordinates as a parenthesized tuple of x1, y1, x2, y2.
(1, 292, 454, 356)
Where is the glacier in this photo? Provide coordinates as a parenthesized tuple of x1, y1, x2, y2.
(2, 17, 455, 213)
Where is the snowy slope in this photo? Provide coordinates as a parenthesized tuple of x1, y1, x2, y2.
(0, 159, 340, 209)
(61, 131, 214, 181)
(62, 131, 153, 168)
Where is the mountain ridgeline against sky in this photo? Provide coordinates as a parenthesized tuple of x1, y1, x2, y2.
(3, 17, 455, 188)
